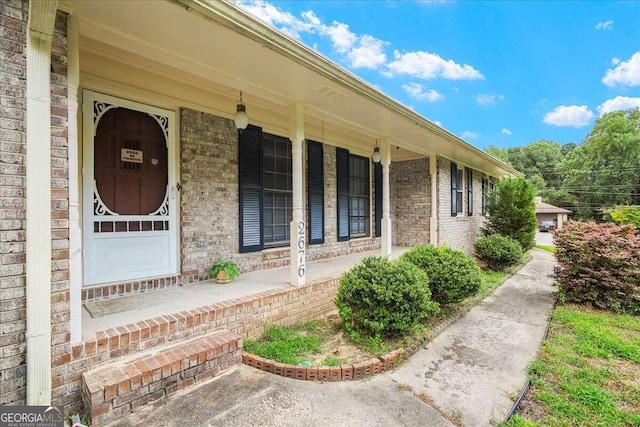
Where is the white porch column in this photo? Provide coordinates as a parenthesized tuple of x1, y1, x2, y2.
(68, 14, 82, 344)
(289, 103, 305, 286)
(429, 155, 438, 245)
(381, 138, 392, 256)
(26, 0, 58, 405)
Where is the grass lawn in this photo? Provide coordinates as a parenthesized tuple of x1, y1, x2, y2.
(504, 305, 640, 427)
(243, 319, 332, 366)
(534, 244, 555, 253)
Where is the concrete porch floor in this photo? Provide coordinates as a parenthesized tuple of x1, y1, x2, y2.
(81, 246, 409, 336)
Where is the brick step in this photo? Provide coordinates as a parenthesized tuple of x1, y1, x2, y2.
(82, 330, 242, 425)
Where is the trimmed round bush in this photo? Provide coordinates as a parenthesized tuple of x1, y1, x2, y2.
(335, 256, 439, 339)
(474, 234, 523, 271)
(401, 245, 481, 304)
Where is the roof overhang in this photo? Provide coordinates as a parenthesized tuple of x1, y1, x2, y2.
(62, 0, 520, 177)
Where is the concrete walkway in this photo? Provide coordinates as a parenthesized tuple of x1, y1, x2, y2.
(389, 249, 557, 426)
(109, 249, 556, 427)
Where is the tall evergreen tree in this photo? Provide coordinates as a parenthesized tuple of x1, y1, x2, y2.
(483, 177, 537, 251)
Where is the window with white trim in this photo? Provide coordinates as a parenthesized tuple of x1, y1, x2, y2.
(349, 155, 370, 236)
(456, 167, 464, 214)
(263, 135, 292, 246)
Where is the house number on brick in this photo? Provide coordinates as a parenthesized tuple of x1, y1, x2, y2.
(297, 221, 305, 277)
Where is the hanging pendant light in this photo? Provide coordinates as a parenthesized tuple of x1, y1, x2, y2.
(372, 139, 381, 163)
(234, 90, 249, 132)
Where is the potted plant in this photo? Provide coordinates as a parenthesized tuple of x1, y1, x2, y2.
(209, 260, 240, 284)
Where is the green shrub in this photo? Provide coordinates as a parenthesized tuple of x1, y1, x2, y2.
(335, 256, 439, 340)
(605, 205, 640, 229)
(483, 177, 537, 250)
(474, 234, 523, 271)
(401, 245, 481, 304)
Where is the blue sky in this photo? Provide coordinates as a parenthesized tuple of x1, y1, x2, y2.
(236, 0, 640, 149)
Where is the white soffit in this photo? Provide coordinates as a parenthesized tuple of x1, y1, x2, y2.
(65, 0, 519, 177)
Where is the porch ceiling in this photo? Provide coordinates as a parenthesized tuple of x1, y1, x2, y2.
(63, 0, 519, 177)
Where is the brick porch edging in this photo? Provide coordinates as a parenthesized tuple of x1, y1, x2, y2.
(243, 350, 404, 381)
(240, 306, 469, 382)
(240, 295, 485, 382)
(59, 275, 341, 411)
(241, 257, 530, 382)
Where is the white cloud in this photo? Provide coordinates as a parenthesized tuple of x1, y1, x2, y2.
(238, 1, 388, 69)
(602, 52, 640, 87)
(347, 35, 388, 69)
(323, 21, 357, 53)
(611, 57, 621, 65)
(300, 10, 321, 26)
(542, 105, 594, 127)
(385, 50, 484, 80)
(460, 131, 479, 140)
(433, 120, 443, 127)
(501, 128, 512, 135)
(237, 1, 485, 77)
(402, 82, 444, 102)
(595, 20, 613, 30)
(237, 0, 314, 39)
(597, 96, 640, 115)
(476, 93, 504, 105)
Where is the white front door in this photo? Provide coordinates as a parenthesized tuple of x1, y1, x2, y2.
(82, 90, 178, 285)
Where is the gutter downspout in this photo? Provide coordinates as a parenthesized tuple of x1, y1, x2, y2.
(26, 0, 58, 405)
(67, 13, 82, 344)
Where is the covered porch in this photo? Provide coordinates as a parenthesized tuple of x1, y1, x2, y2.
(81, 246, 409, 337)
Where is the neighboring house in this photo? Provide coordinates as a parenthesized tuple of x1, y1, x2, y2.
(535, 196, 571, 229)
(0, 0, 519, 418)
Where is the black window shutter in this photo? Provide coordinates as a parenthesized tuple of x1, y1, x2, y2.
(307, 140, 324, 244)
(451, 161, 458, 217)
(467, 167, 473, 216)
(482, 175, 487, 215)
(374, 162, 382, 237)
(238, 125, 263, 253)
(336, 148, 350, 241)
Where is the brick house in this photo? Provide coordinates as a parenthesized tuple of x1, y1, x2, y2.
(0, 0, 519, 419)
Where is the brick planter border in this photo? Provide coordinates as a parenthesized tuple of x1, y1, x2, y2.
(241, 258, 529, 381)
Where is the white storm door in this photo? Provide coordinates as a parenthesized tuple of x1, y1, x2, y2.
(82, 90, 178, 285)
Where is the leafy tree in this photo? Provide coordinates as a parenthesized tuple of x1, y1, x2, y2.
(485, 141, 564, 193)
(605, 205, 640, 228)
(522, 140, 564, 188)
(558, 109, 640, 219)
(483, 177, 537, 250)
(484, 145, 510, 164)
(561, 142, 577, 155)
(539, 189, 578, 211)
(483, 109, 640, 221)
